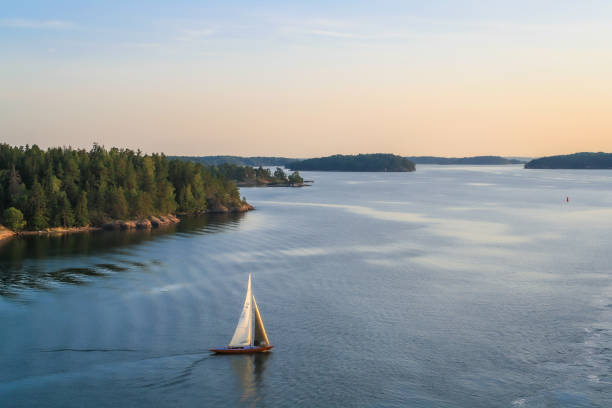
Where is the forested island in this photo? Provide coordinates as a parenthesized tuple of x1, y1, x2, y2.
(210, 163, 306, 187)
(288, 154, 415, 172)
(0, 144, 252, 235)
(407, 156, 525, 165)
(524, 153, 612, 169)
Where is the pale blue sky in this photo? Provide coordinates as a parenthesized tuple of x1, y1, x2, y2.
(2, 1, 612, 156)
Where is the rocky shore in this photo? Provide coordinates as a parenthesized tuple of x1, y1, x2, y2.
(0, 204, 254, 241)
(206, 202, 255, 213)
(0, 226, 15, 242)
(19, 226, 102, 237)
(101, 214, 181, 230)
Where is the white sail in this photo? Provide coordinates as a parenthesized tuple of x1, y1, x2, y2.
(253, 296, 270, 346)
(228, 274, 254, 347)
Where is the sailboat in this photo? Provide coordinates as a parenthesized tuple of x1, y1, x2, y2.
(210, 274, 273, 354)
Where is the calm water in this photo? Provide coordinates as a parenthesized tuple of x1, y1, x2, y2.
(1, 165, 611, 407)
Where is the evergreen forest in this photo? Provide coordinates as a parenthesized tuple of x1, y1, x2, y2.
(0, 144, 247, 231)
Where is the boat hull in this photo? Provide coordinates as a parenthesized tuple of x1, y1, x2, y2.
(210, 345, 274, 354)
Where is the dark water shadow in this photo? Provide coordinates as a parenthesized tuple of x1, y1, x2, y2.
(0, 213, 247, 298)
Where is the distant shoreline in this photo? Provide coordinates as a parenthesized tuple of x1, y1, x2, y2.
(407, 156, 525, 165)
(236, 180, 312, 187)
(173, 154, 528, 167)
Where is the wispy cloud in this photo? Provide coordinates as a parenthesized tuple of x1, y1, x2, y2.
(0, 18, 74, 30)
(478, 20, 611, 35)
(308, 29, 363, 39)
(176, 27, 215, 42)
(261, 14, 359, 39)
(269, 12, 612, 45)
(120, 42, 163, 49)
(293, 17, 351, 29)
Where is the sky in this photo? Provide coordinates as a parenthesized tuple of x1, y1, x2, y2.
(1, 1, 612, 158)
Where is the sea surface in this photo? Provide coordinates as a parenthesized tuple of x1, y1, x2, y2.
(1, 165, 611, 407)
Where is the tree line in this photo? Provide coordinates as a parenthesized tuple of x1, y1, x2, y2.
(0, 144, 246, 231)
(171, 155, 298, 167)
(211, 163, 304, 185)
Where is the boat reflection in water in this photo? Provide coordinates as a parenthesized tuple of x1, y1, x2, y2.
(229, 353, 271, 405)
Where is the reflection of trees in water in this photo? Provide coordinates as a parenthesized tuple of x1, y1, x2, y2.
(230, 353, 271, 406)
(0, 213, 246, 297)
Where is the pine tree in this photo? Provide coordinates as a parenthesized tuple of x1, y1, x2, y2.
(31, 207, 49, 230)
(58, 192, 75, 227)
(9, 165, 26, 206)
(27, 180, 49, 230)
(274, 167, 287, 181)
(107, 187, 128, 220)
(75, 191, 89, 226)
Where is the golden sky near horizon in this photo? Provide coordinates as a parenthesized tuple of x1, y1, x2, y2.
(2, 1, 612, 158)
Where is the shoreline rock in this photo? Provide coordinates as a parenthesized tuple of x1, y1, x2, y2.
(19, 226, 103, 236)
(0, 226, 16, 242)
(102, 214, 182, 230)
(207, 203, 255, 213)
(136, 219, 152, 229)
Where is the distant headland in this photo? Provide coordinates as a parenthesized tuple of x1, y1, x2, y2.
(288, 154, 416, 172)
(407, 156, 525, 165)
(525, 153, 612, 169)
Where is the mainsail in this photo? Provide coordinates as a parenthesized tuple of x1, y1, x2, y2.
(228, 274, 254, 347)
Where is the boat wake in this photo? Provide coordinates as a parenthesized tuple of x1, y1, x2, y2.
(142, 356, 211, 389)
(40, 348, 137, 353)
